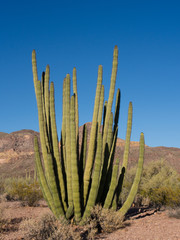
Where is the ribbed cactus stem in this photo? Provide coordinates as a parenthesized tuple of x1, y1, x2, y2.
(107, 112, 114, 154)
(70, 94, 81, 222)
(97, 127, 118, 203)
(102, 101, 108, 135)
(44, 65, 50, 136)
(79, 124, 87, 183)
(122, 102, 133, 170)
(41, 72, 45, 97)
(61, 78, 67, 170)
(97, 85, 104, 130)
(102, 46, 118, 151)
(46, 152, 65, 217)
(107, 126, 118, 173)
(115, 102, 133, 205)
(65, 74, 74, 217)
(82, 124, 87, 171)
(34, 167, 37, 182)
(50, 82, 67, 211)
(83, 65, 102, 205)
(113, 88, 120, 133)
(32, 47, 144, 222)
(41, 78, 51, 154)
(96, 112, 114, 202)
(34, 136, 59, 219)
(103, 157, 119, 209)
(36, 81, 49, 178)
(118, 133, 145, 217)
(32, 50, 38, 97)
(72, 67, 79, 142)
(82, 130, 102, 222)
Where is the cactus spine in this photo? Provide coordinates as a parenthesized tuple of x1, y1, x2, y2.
(32, 46, 144, 223)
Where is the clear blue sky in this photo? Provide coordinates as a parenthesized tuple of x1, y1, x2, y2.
(0, 0, 180, 148)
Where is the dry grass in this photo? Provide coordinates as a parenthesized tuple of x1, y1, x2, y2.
(0, 207, 10, 234)
(84, 205, 124, 234)
(19, 205, 125, 240)
(20, 213, 82, 240)
(167, 207, 180, 219)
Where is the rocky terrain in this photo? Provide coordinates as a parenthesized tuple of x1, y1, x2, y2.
(0, 122, 180, 178)
(0, 201, 180, 240)
(0, 123, 180, 240)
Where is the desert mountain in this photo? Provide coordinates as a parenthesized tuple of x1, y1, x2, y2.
(0, 123, 180, 178)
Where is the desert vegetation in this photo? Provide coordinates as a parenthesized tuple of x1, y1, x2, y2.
(120, 159, 180, 208)
(0, 160, 180, 239)
(0, 175, 43, 207)
(0, 47, 179, 239)
(31, 45, 145, 225)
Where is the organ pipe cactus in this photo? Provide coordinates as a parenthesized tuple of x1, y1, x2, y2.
(32, 46, 145, 223)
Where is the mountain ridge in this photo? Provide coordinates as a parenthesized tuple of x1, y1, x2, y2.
(0, 124, 180, 178)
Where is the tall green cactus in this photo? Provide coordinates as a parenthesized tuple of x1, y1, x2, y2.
(32, 46, 144, 223)
(83, 65, 103, 205)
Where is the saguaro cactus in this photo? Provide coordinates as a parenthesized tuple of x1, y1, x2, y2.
(32, 46, 145, 223)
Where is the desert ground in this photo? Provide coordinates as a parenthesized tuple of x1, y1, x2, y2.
(0, 199, 179, 240)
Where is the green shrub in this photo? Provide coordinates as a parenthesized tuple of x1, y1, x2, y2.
(120, 160, 180, 207)
(4, 177, 43, 206)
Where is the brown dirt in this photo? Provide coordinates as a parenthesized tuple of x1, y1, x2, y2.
(0, 200, 179, 240)
(99, 209, 180, 240)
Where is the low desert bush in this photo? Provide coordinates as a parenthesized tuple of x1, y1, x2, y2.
(167, 207, 180, 219)
(0, 178, 5, 195)
(120, 160, 180, 207)
(0, 207, 4, 233)
(20, 213, 58, 240)
(4, 177, 43, 206)
(0, 207, 9, 234)
(0, 178, 7, 203)
(19, 205, 124, 240)
(83, 205, 124, 235)
(20, 213, 82, 240)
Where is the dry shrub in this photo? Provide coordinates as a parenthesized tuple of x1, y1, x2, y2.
(0, 207, 9, 233)
(20, 213, 82, 240)
(0, 207, 4, 233)
(19, 206, 124, 240)
(4, 177, 43, 206)
(83, 205, 124, 236)
(0, 178, 5, 195)
(0, 193, 7, 203)
(51, 222, 82, 240)
(167, 207, 180, 219)
(19, 213, 57, 239)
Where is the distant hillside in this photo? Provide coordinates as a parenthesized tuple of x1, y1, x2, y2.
(0, 130, 39, 178)
(0, 124, 180, 178)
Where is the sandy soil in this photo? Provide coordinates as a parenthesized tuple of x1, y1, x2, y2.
(100, 209, 180, 240)
(0, 200, 179, 240)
